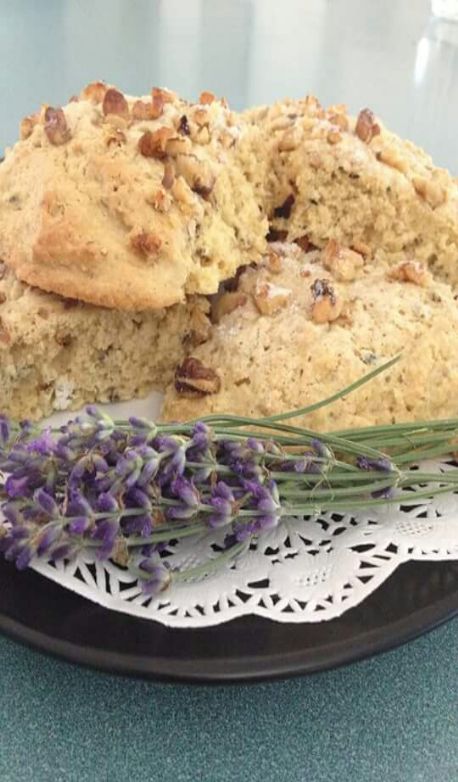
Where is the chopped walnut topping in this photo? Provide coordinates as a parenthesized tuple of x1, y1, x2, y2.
(193, 108, 209, 127)
(165, 136, 192, 155)
(388, 260, 432, 287)
(130, 230, 162, 256)
(199, 90, 216, 105)
(148, 188, 171, 212)
(304, 95, 324, 116)
(102, 88, 129, 118)
(254, 281, 291, 315)
(212, 291, 248, 323)
(328, 107, 349, 131)
(171, 176, 196, 210)
(350, 240, 371, 258)
(377, 146, 408, 173)
(175, 357, 221, 396)
(322, 240, 364, 281)
(295, 234, 317, 253)
(278, 128, 301, 152)
(267, 251, 283, 274)
(183, 304, 211, 346)
(106, 129, 126, 147)
(162, 162, 175, 190)
(81, 81, 107, 103)
(310, 278, 343, 323)
(138, 127, 174, 158)
(355, 108, 380, 144)
(132, 100, 156, 120)
(44, 107, 71, 146)
(152, 87, 175, 104)
(0, 292, 6, 305)
(267, 228, 288, 243)
(178, 115, 190, 136)
(327, 129, 342, 145)
(412, 177, 446, 208)
(20, 113, 39, 140)
(273, 194, 295, 219)
(174, 154, 214, 198)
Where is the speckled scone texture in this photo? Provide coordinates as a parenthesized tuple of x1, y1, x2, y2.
(0, 262, 209, 420)
(162, 242, 458, 430)
(0, 84, 266, 310)
(242, 98, 458, 285)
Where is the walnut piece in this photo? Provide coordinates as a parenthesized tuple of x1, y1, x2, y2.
(322, 239, 364, 281)
(138, 127, 174, 158)
(192, 108, 209, 127)
(81, 81, 107, 103)
(388, 260, 432, 287)
(184, 304, 211, 345)
(132, 100, 156, 120)
(130, 230, 162, 256)
(310, 278, 343, 323)
(412, 177, 446, 208)
(175, 357, 221, 396)
(278, 127, 301, 152)
(377, 146, 408, 173)
(20, 113, 39, 140)
(254, 281, 291, 315)
(152, 87, 175, 104)
(199, 91, 216, 105)
(106, 129, 126, 147)
(174, 154, 214, 197)
(327, 106, 349, 131)
(327, 129, 342, 145)
(273, 194, 295, 219)
(44, 107, 71, 146)
(355, 108, 380, 144)
(147, 188, 171, 212)
(162, 162, 175, 190)
(102, 88, 129, 118)
(294, 234, 317, 253)
(212, 291, 248, 323)
(267, 251, 283, 274)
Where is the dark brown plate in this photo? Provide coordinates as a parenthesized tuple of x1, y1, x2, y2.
(1, 558, 457, 682)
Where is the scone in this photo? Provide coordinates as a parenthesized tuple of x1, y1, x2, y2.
(242, 98, 458, 285)
(0, 261, 209, 420)
(0, 83, 266, 310)
(161, 242, 458, 431)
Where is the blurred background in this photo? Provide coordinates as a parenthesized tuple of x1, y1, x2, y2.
(0, 0, 457, 168)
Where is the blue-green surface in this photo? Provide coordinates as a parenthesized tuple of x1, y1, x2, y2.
(1, 623, 458, 782)
(1, 1, 458, 779)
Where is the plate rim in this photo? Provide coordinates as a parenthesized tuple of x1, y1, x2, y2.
(1, 562, 457, 684)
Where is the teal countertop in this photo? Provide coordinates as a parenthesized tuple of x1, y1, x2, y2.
(0, 1, 457, 779)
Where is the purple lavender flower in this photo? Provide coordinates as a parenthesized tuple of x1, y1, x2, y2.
(5, 475, 30, 498)
(92, 518, 119, 560)
(67, 516, 92, 535)
(34, 488, 59, 518)
(36, 522, 63, 556)
(67, 491, 93, 518)
(246, 437, 264, 454)
(122, 514, 153, 536)
(190, 421, 212, 451)
(96, 492, 119, 513)
(26, 428, 55, 456)
(0, 415, 11, 445)
(170, 477, 200, 507)
(357, 455, 394, 472)
(137, 555, 171, 596)
(207, 482, 235, 529)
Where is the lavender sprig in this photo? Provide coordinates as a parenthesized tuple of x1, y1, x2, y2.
(1, 358, 458, 596)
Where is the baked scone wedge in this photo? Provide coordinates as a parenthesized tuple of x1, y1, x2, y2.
(0, 83, 266, 310)
(242, 98, 458, 285)
(0, 262, 209, 420)
(162, 242, 458, 430)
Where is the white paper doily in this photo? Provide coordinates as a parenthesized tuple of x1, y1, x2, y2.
(18, 394, 458, 627)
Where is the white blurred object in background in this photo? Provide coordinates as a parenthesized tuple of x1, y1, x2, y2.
(432, 0, 458, 21)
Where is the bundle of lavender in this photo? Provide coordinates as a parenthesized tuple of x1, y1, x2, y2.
(1, 357, 458, 596)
